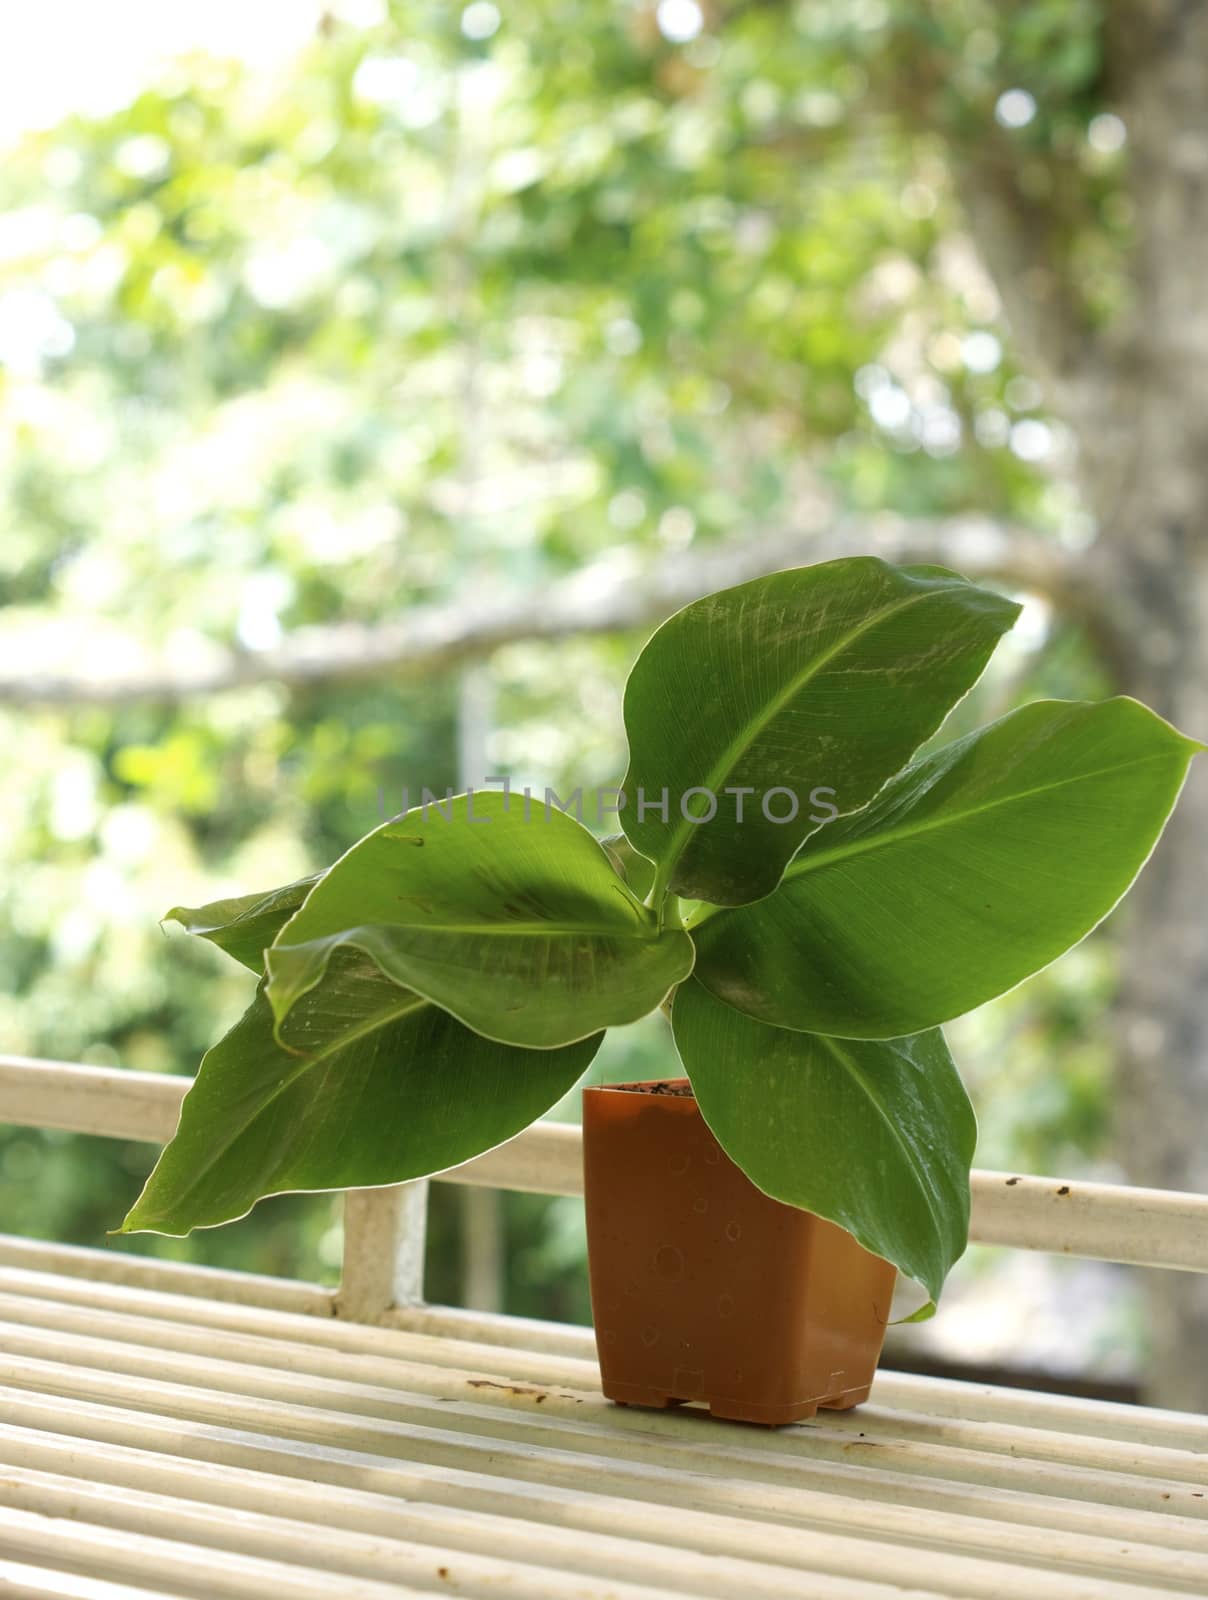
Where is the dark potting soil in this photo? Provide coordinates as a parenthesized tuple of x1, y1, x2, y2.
(614, 1080, 694, 1096)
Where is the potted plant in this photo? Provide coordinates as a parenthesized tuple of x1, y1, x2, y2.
(121, 557, 1202, 1424)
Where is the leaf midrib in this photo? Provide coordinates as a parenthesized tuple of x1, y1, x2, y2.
(133, 986, 429, 1225)
(649, 584, 961, 888)
(818, 1032, 950, 1282)
(784, 749, 1179, 884)
(282, 917, 663, 942)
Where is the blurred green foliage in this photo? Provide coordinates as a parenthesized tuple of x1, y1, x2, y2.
(0, 0, 1123, 1312)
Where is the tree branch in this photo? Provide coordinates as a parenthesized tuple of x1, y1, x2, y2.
(0, 519, 1111, 708)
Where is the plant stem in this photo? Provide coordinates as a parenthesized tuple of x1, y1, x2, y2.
(658, 889, 684, 932)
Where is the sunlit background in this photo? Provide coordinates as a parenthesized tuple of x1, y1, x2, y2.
(0, 0, 1147, 1394)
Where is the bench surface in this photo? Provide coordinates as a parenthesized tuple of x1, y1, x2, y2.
(1, 1235, 1206, 1600)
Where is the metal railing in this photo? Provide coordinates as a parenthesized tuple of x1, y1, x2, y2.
(3, 1052, 1208, 1327)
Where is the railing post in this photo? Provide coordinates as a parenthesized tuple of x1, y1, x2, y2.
(336, 1181, 429, 1321)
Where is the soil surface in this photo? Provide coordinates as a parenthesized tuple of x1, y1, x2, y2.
(611, 1080, 694, 1096)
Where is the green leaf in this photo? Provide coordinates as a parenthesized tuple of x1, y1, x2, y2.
(693, 697, 1205, 1038)
(164, 874, 323, 973)
(620, 557, 1020, 907)
(672, 978, 974, 1308)
(121, 948, 602, 1235)
(265, 792, 694, 1049)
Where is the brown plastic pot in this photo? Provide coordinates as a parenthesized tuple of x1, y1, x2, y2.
(583, 1078, 896, 1425)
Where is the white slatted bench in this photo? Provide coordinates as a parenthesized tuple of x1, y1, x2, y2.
(2, 1054, 1208, 1600)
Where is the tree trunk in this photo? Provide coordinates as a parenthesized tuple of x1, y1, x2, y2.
(951, 1, 1208, 1407)
(1084, 345, 1208, 1404)
(1086, 420, 1208, 1411)
(1079, 4, 1208, 1411)
(1114, 638, 1208, 1409)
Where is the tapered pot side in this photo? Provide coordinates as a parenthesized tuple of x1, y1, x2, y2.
(582, 1079, 896, 1426)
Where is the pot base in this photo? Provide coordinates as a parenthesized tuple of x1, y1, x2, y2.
(607, 1381, 873, 1425)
